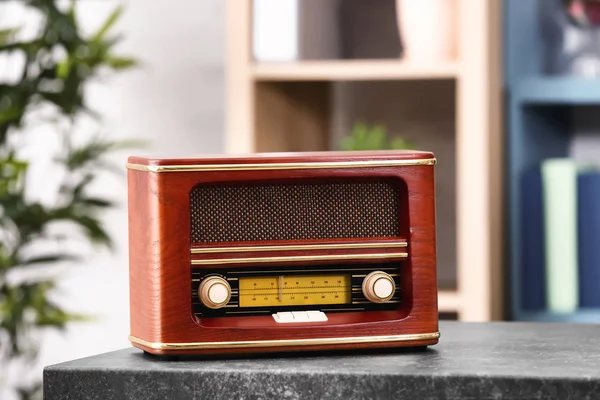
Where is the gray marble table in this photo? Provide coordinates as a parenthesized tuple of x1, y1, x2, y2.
(43, 321, 600, 399)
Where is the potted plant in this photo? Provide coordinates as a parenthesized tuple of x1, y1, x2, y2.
(339, 121, 415, 151)
(0, 2, 139, 399)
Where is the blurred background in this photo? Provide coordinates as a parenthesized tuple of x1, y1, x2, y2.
(2, 0, 600, 398)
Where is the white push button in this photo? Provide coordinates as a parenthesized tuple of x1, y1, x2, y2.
(273, 310, 328, 323)
(306, 311, 328, 322)
(273, 312, 295, 323)
(291, 311, 309, 321)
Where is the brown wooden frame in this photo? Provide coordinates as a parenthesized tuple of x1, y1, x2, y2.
(127, 150, 439, 355)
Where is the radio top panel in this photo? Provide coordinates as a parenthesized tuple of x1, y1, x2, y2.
(126, 149, 436, 172)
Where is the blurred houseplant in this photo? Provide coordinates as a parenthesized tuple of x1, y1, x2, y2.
(0, 1, 138, 399)
(340, 121, 415, 151)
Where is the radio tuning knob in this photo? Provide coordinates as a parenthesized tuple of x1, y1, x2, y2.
(362, 271, 395, 303)
(199, 276, 231, 309)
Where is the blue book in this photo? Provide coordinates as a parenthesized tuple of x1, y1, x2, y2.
(577, 170, 600, 308)
(520, 167, 546, 310)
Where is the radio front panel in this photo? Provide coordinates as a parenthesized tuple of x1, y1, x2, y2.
(188, 176, 409, 324)
(191, 262, 402, 319)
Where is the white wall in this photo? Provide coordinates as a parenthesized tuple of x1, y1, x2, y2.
(0, 1, 225, 397)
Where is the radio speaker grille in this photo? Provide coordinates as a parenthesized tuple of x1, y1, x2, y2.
(190, 179, 400, 243)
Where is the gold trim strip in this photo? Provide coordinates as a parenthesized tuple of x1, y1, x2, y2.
(191, 252, 408, 266)
(126, 158, 436, 173)
(126, 163, 155, 172)
(222, 267, 396, 274)
(129, 332, 440, 350)
(191, 241, 407, 254)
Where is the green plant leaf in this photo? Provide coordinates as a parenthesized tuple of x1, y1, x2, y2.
(339, 121, 415, 151)
(35, 304, 91, 327)
(59, 137, 144, 171)
(0, 107, 24, 126)
(56, 56, 71, 80)
(66, 0, 78, 26)
(390, 136, 415, 150)
(78, 197, 117, 209)
(63, 138, 111, 170)
(0, 27, 20, 45)
(0, 40, 44, 56)
(4, 201, 49, 239)
(75, 215, 112, 247)
(0, 243, 12, 270)
(68, 173, 94, 198)
(16, 381, 43, 400)
(92, 5, 124, 43)
(105, 55, 138, 70)
(368, 124, 387, 150)
(22, 254, 80, 266)
(115, 138, 149, 148)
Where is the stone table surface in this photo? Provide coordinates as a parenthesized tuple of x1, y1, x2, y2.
(43, 321, 600, 399)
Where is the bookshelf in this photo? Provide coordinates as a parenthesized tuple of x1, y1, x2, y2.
(226, 0, 503, 321)
(505, 0, 600, 323)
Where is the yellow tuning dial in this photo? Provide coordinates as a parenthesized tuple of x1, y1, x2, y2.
(238, 274, 350, 307)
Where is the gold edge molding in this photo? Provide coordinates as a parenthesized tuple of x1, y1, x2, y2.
(191, 241, 408, 254)
(129, 332, 440, 350)
(191, 252, 408, 266)
(125, 158, 437, 173)
(126, 163, 151, 172)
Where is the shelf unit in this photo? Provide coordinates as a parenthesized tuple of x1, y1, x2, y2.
(505, 0, 600, 323)
(226, 0, 503, 321)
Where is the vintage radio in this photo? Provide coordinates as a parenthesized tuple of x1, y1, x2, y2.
(126, 150, 439, 356)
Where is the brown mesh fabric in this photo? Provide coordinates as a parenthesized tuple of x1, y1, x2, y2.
(189, 180, 400, 243)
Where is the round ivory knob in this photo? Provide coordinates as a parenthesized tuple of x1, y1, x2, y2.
(362, 271, 395, 303)
(199, 276, 231, 309)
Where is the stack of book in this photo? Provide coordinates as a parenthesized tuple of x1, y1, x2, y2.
(520, 158, 600, 313)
